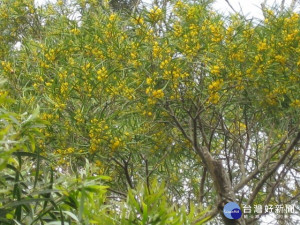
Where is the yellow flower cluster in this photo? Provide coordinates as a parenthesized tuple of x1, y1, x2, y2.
(40, 61, 50, 69)
(186, 6, 198, 20)
(173, 22, 182, 37)
(290, 99, 300, 108)
(239, 122, 247, 131)
(208, 79, 223, 91)
(60, 82, 69, 97)
(1, 61, 13, 73)
(274, 55, 286, 64)
(109, 13, 117, 22)
(208, 79, 223, 104)
(96, 67, 108, 81)
(41, 113, 58, 121)
(92, 48, 104, 59)
(74, 109, 84, 124)
(143, 110, 153, 117)
(45, 49, 55, 61)
(146, 77, 153, 85)
(89, 119, 109, 153)
(128, 42, 141, 68)
(152, 89, 164, 99)
(58, 71, 67, 80)
(54, 102, 66, 110)
(265, 92, 278, 106)
(54, 147, 75, 155)
(152, 42, 162, 59)
(174, 0, 185, 10)
(70, 28, 80, 35)
(231, 50, 245, 62)
(82, 62, 92, 73)
(160, 57, 171, 69)
(210, 65, 221, 75)
(123, 87, 135, 100)
(209, 23, 223, 42)
(95, 160, 102, 167)
(264, 87, 287, 106)
(257, 40, 268, 51)
(111, 137, 121, 150)
(149, 6, 162, 22)
(132, 16, 144, 25)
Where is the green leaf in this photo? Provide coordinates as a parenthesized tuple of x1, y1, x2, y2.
(83, 185, 109, 193)
(60, 211, 80, 222)
(142, 202, 148, 224)
(128, 189, 141, 214)
(4, 198, 49, 208)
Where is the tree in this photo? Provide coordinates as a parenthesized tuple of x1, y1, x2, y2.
(0, 0, 299, 224)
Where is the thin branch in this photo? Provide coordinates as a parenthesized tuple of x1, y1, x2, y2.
(166, 104, 193, 143)
(224, 0, 239, 14)
(107, 188, 127, 198)
(234, 130, 294, 192)
(247, 131, 300, 205)
(145, 158, 150, 194)
(112, 156, 134, 189)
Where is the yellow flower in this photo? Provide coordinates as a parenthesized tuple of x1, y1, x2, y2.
(146, 87, 152, 94)
(257, 41, 268, 51)
(109, 13, 117, 22)
(111, 138, 121, 150)
(146, 78, 153, 85)
(173, 23, 182, 37)
(132, 17, 144, 25)
(149, 6, 163, 22)
(208, 79, 223, 91)
(95, 160, 102, 167)
(41, 62, 50, 69)
(152, 89, 164, 99)
(70, 28, 80, 35)
(97, 67, 108, 81)
(1, 61, 13, 73)
(290, 99, 300, 108)
(208, 92, 220, 104)
(275, 55, 286, 64)
(211, 65, 220, 75)
(152, 42, 161, 58)
(239, 122, 246, 130)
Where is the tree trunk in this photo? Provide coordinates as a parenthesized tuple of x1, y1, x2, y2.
(196, 147, 246, 225)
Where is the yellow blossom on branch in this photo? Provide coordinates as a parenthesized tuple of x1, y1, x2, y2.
(152, 89, 164, 99)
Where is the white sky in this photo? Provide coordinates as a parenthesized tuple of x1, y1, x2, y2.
(213, 0, 299, 18)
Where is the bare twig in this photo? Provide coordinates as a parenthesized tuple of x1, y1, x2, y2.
(166, 104, 193, 143)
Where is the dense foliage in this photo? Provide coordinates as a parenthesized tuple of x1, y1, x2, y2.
(0, 0, 299, 224)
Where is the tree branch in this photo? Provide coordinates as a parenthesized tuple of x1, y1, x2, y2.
(247, 131, 300, 205)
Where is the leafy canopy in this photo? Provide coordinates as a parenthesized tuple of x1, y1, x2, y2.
(0, 0, 299, 224)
